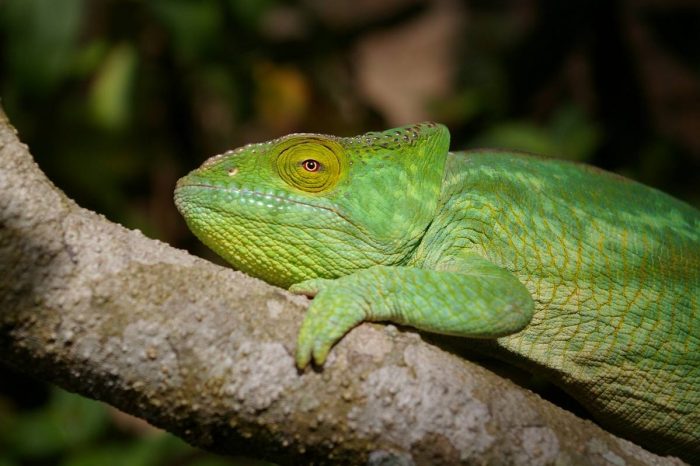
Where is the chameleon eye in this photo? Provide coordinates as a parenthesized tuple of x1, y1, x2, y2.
(302, 159, 320, 172)
(274, 137, 345, 193)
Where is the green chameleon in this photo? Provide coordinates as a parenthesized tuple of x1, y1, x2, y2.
(174, 123, 699, 461)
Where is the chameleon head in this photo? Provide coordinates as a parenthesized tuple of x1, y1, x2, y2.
(174, 123, 449, 288)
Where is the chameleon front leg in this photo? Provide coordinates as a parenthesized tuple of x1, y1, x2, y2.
(290, 254, 534, 368)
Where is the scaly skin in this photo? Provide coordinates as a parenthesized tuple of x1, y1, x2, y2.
(174, 123, 699, 462)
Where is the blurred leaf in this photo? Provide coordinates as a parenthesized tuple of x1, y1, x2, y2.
(73, 40, 110, 78)
(62, 445, 139, 466)
(473, 105, 600, 160)
(61, 435, 180, 466)
(431, 88, 484, 123)
(61, 433, 243, 466)
(0, 0, 83, 94)
(1, 388, 108, 458)
(473, 121, 558, 156)
(196, 457, 258, 466)
(148, 0, 223, 62)
(89, 43, 138, 130)
(0, 387, 240, 466)
(548, 105, 600, 161)
(49, 389, 110, 445)
(254, 62, 310, 130)
(227, 0, 277, 28)
(636, 140, 676, 186)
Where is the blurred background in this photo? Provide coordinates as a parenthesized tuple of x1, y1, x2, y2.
(0, 0, 698, 464)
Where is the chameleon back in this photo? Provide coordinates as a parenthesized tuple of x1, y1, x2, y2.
(419, 150, 700, 459)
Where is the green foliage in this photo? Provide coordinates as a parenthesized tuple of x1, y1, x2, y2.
(149, 0, 225, 62)
(89, 43, 138, 130)
(0, 0, 84, 95)
(60, 436, 190, 466)
(0, 389, 108, 459)
(473, 105, 600, 160)
(0, 387, 254, 465)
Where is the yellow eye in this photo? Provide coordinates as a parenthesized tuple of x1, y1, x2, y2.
(275, 138, 344, 193)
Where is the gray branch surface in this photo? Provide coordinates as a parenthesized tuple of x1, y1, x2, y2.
(0, 106, 686, 466)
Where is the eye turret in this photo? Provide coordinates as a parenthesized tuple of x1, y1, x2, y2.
(274, 137, 345, 193)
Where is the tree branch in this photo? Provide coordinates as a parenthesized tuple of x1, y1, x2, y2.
(0, 106, 686, 465)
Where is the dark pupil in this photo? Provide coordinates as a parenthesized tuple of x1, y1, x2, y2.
(304, 160, 319, 171)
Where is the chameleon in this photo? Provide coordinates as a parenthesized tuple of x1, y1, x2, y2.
(174, 122, 699, 461)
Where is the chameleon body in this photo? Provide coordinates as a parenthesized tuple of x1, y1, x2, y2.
(174, 123, 699, 461)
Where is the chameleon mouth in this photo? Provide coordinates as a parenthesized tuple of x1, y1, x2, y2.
(175, 181, 330, 213)
(174, 179, 362, 232)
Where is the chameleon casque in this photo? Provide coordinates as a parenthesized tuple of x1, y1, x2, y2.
(174, 123, 699, 461)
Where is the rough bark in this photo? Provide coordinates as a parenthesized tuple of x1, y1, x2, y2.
(0, 106, 686, 465)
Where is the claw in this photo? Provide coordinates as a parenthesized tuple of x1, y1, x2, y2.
(292, 275, 368, 369)
(295, 311, 335, 368)
(312, 340, 330, 366)
(295, 347, 311, 369)
(295, 323, 313, 368)
(295, 339, 330, 368)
